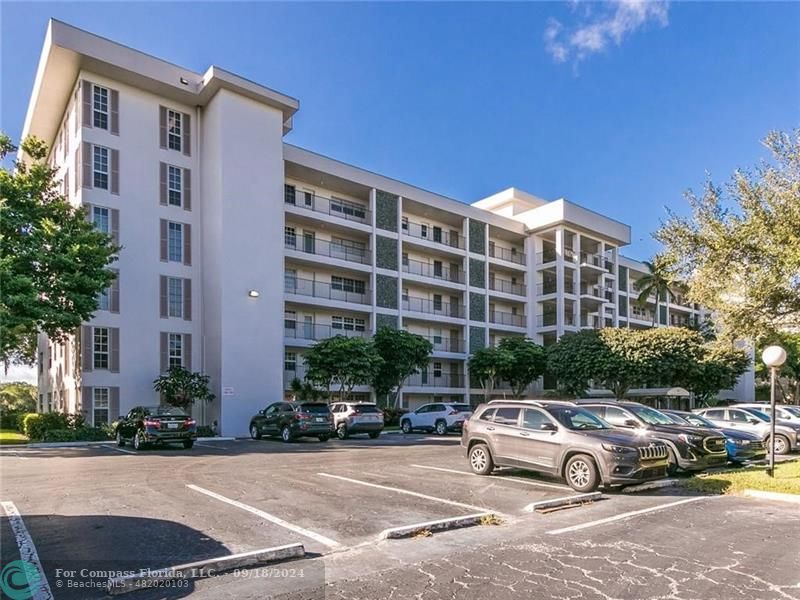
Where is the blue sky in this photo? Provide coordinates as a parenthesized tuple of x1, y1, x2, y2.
(2, 1, 799, 262)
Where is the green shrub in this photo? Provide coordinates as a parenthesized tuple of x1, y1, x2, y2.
(196, 425, 214, 438)
(22, 412, 88, 441)
(42, 427, 112, 443)
(17, 412, 37, 433)
(381, 407, 408, 426)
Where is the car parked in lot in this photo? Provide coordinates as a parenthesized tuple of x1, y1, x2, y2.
(401, 403, 473, 435)
(115, 405, 197, 450)
(662, 410, 766, 464)
(462, 400, 669, 492)
(693, 406, 800, 455)
(578, 401, 728, 474)
(249, 402, 333, 443)
(736, 403, 800, 426)
(330, 402, 384, 439)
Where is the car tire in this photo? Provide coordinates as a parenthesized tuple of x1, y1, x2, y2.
(666, 447, 679, 476)
(281, 426, 293, 443)
(318, 435, 330, 442)
(133, 430, 145, 451)
(368, 432, 381, 439)
(468, 443, 494, 476)
(183, 440, 194, 449)
(401, 419, 413, 434)
(772, 434, 790, 455)
(336, 423, 349, 440)
(249, 424, 262, 440)
(564, 454, 599, 493)
(116, 431, 125, 448)
(434, 420, 448, 436)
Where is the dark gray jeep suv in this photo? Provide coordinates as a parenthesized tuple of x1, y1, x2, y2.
(461, 400, 669, 492)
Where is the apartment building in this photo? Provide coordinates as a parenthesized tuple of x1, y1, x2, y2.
(28, 21, 752, 436)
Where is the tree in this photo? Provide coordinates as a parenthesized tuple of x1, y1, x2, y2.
(371, 327, 432, 407)
(756, 332, 800, 403)
(633, 257, 678, 326)
(497, 337, 547, 398)
(0, 134, 118, 369)
(303, 336, 383, 403)
(655, 130, 800, 340)
(153, 366, 215, 411)
(289, 377, 327, 403)
(686, 343, 751, 406)
(0, 382, 37, 414)
(469, 346, 512, 401)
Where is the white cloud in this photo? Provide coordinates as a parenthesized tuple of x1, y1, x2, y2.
(544, 0, 669, 65)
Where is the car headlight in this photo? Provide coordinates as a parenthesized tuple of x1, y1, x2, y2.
(678, 433, 703, 445)
(601, 443, 636, 454)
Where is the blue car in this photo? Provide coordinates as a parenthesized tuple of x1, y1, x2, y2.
(663, 410, 766, 464)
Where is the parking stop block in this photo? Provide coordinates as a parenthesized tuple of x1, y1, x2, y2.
(378, 512, 499, 539)
(523, 492, 602, 513)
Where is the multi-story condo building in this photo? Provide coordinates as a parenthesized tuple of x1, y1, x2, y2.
(28, 21, 753, 436)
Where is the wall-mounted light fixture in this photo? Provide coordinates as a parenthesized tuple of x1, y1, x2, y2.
(179, 77, 189, 85)
(247, 290, 260, 298)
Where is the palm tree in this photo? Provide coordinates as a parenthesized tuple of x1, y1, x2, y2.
(633, 257, 677, 327)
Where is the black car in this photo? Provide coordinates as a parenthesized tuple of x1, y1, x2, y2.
(578, 401, 728, 474)
(115, 406, 197, 450)
(249, 402, 333, 443)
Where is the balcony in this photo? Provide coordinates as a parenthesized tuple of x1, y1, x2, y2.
(564, 312, 576, 327)
(285, 236, 370, 265)
(490, 310, 526, 328)
(402, 219, 464, 250)
(537, 313, 557, 327)
(285, 276, 370, 305)
(489, 277, 526, 296)
(416, 335, 465, 353)
(580, 314, 603, 328)
(403, 296, 464, 318)
(285, 190, 370, 225)
(489, 242, 525, 265)
(284, 321, 369, 342)
(580, 283, 605, 300)
(536, 279, 575, 295)
(579, 252, 607, 271)
(403, 258, 465, 284)
(536, 248, 577, 265)
(405, 372, 466, 388)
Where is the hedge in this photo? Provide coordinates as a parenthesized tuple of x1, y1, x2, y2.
(42, 427, 112, 442)
(20, 412, 87, 441)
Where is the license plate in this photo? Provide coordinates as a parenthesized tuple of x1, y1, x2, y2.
(167, 423, 179, 429)
(315, 417, 325, 423)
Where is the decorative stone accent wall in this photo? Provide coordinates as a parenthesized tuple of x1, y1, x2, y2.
(469, 292, 486, 322)
(469, 326, 486, 354)
(376, 313, 398, 330)
(469, 258, 485, 288)
(376, 274, 398, 309)
(376, 236, 398, 271)
(376, 190, 399, 232)
(469, 219, 485, 254)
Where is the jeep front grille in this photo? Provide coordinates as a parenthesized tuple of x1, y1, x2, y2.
(639, 444, 668, 460)
(703, 437, 726, 453)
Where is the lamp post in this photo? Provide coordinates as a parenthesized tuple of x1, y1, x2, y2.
(762, 345, 787, 477)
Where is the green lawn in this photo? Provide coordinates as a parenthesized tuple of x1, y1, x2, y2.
(682, 459, 800, 496)
(0, 428, 29, 446)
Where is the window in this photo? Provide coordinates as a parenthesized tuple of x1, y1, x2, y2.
(331, 276, 365, 295)
(704, 409, 725, 419)
(332, 316, 365, 332)
(93, 327, 109, 369)
(284, 269, 297, 291)
(493, 407, 520, 426)
(97, 286, 110, 311)
(92, 207, 110, 234)
(168, 222, 183, 262)
(433, 362, 442, 378)
(167, 110, 182, 151)
(479, 408, 496, 421)
(285, 226, 297, 248)
(168, 333, 183, 368)
(93, 146, 109, 189)
(93, 85, 109, 129)
(602, 406, 631, 427)
(39, 352, 43, 374)
(167, 166, 182, 206)
(284, 310, 296, 330)
(420, 224, 428, 238)
(168, 277, 183, 318)
(729, 410, 751, 423)
(284, 351, 297, 371)
(402, 288, 409, 302)
(401, 217, 409, 231)
(433, 295, 442, 311)
(330, 197, 366, 220)
(402, 253, 409, 266)
(522, 409, 550, 430)
(284, 184, 296, 205)
(93, 388, 110, 425)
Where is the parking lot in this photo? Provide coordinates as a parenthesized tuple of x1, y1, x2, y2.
(2, 434, 799, 599)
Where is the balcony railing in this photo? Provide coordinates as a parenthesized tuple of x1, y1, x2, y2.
(580, 283, 605, 299)
(285, 276, 370, 305)
(285, 190, 370, 225)
(402, 258, 465, 283)
(285, 236, 370, 265)
(489, 277, 526, 296)
(579, 252, 606, 269)
(564, 312, 576, 326)
(405, 372, 466, 388)
(489, 310, 526, 328)
(418, 335, 465, 353)
(489, 243, 526, 265)
(537, 279, 575, 295)
(580, 314, 603, 328)
(403, 296, 464, 318)
(284, 322, 369, 342)
(537, 313, 557, 327)
(402, 220, 464, 249)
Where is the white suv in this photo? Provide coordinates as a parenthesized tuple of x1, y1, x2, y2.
(329, 402, 385, 439)
(400, 403, 473, 436)
(694, 406, 800, 455)
(737, 403, 800, 425)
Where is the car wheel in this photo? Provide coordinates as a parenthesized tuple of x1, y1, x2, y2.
(336, 423, 349, 440)
(401, 419, 413, 434)
(772, 434, 790, 455)
(368, 432, 381, 439)
(318, 434, 330, 442)
(281, 426, 293, 443)
(565, 454, 599, 493)
(183, 440, 194, 449)
(116, 431, 125, 448)
(434, 420, 448, 436)
(133, 430, 145, 451)
(249, 424, 262, 440)
(469, 444, 494, 476)
(666, 447, 679, 476)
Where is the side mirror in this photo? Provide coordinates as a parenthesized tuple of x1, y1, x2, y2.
(540, 422, 557, 432)
(623, 419, 639, 428)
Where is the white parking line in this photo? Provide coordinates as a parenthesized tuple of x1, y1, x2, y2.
(409, 464, 572, 491)
(194, 443, 230, 450)
(1, 501, 54, 600)
(186, 484, 341, 549)
(101, 445, 137, 455)
(318, 472, 505, 516)
(546, 496, 715, 535)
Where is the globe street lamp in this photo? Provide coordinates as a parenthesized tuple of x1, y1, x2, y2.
(762, 345, 787, 477)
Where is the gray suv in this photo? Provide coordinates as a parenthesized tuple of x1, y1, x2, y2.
(461, 400, 669, 492)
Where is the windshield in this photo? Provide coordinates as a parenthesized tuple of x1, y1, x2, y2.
(663, 412, 689, 425)
(783, 407, 800, 418)
(548, 406, 610, 430)
(627, 405, 678, 426)
(682, 413, 716, 428)
(741, 408, 770, 422)
(142, 406, 187, 416)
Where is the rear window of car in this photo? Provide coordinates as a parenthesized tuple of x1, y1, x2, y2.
(352, 404, 381, 413)
(300, 403, 330, 414)
(452, 404, 472, 412)
(143, 406, 187, 416)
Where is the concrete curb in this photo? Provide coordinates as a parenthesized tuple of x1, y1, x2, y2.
(25, 436, 234, 449)
(378, 512, 498, 539)
(523, 492, 602, 512)
(106, 543, 305, 595)
(621, 479, 680, 494)
(742, 489, 800, 504)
